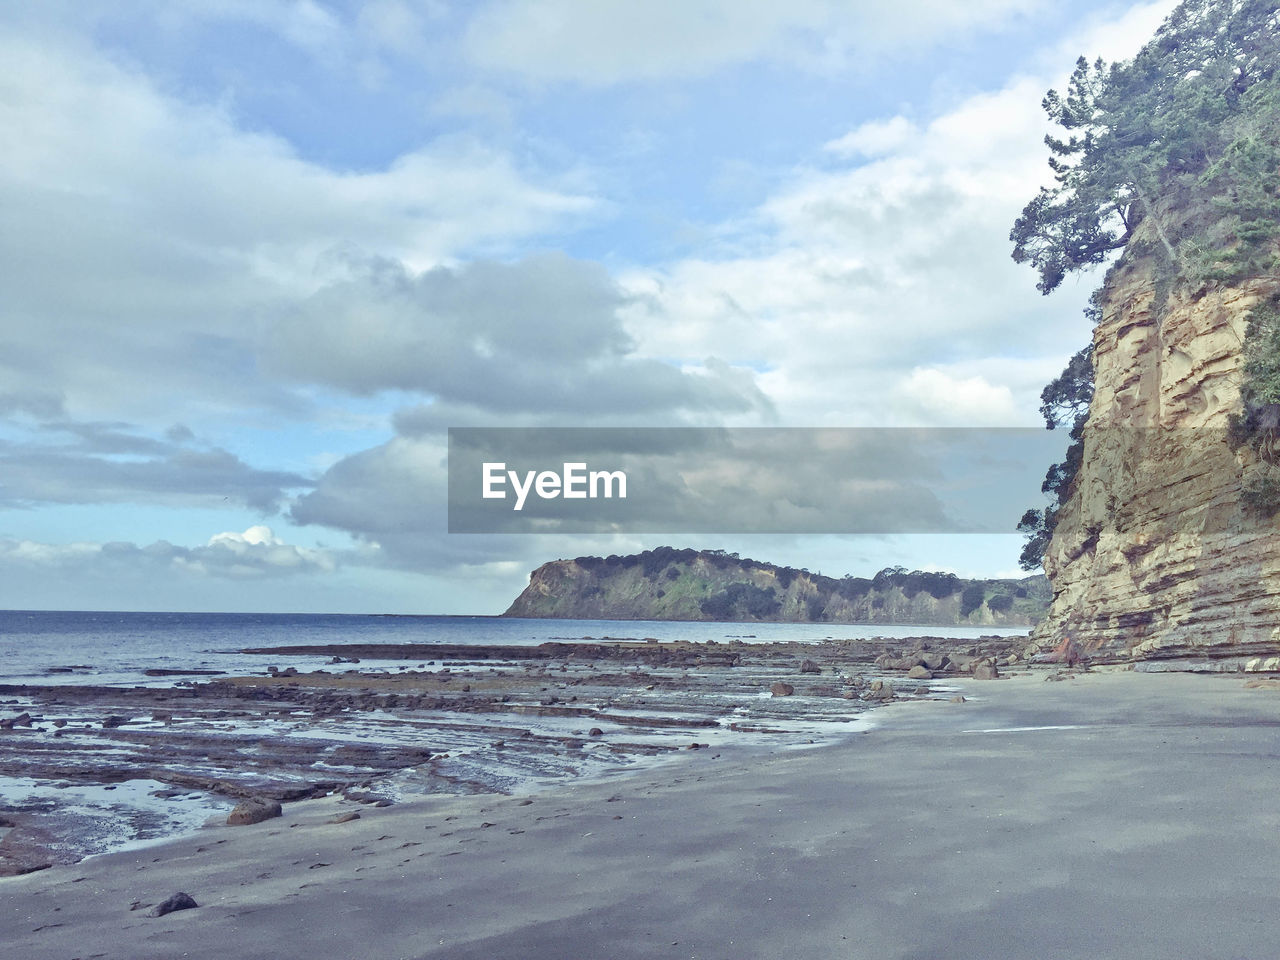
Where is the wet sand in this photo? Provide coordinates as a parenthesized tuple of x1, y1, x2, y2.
(5, 668, 1280, 959)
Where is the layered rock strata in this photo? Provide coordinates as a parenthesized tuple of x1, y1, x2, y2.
(1029, 228, 1280, 664)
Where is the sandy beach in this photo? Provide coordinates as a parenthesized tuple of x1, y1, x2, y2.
(5, 667, 1280, 959)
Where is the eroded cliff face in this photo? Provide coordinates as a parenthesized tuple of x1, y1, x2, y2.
(1029, 231, 1280, 664)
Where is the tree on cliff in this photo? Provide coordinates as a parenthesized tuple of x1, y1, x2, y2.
(1017, 344, 1094, 570)
(1011, 0, 1280, 294)
(1013, 0, 1280, 564)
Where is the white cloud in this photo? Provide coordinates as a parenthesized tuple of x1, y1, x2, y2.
(613, 0, 1176, 432)
(464, 0, 1042, 85)
(893, 368, 1020, 425)
(824, 116, 918, 159)
(0, 526, 336, 580)
(618, 72, 1085, 427)
(187, 524, 336, 575)
(0, 27, 596, 424)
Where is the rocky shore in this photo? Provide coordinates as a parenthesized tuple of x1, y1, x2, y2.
(0, 634, 1024, 876)
(6, 667, 1280, 960)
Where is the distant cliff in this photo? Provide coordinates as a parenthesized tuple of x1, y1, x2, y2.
(503, 547, 1049, 625)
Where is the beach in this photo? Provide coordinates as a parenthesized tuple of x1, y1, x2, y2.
(5, 667, 1280, 959)
(0, 632, 1023, 873)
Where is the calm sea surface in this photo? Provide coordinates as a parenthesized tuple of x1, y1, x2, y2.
(0, 610, 1029, 686)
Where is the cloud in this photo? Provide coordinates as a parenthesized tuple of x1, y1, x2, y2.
(262, 252, 772, 419)
(0, 421, 309, 512)
(0, 26, 596, 425)
(893, 368, 1020, 424)
(185, 524, 337, 576)
(0, 525, 335, 580)
(823, 116, 918, 159)
(463, 0, 1042, 85)
(616, 71, 1106, 428)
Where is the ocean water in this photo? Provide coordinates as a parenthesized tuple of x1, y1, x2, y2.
(0, 610, 1028, 686)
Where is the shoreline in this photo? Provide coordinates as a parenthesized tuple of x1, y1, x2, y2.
(0, 635, 1022, 875)
(6, 667, 1280, 958)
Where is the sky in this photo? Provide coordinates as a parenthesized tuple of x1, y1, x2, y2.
(0, 0, 1179, 614)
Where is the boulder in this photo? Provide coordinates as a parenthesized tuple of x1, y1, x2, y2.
(770, 681, 795, 697)
(906, 665, 933, 680)
(226, 797, 282, 826)
(972, 659, 1000, 680)
(865, 680, 895, 701)
(148, 892, 198, 918)
(799, 659, 821, 674)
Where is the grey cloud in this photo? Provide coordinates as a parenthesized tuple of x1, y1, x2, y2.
(289, 435, 560, 574)
(463, 0, 1038, 85)
(263, 253, 771, 420)
(0, 421, 310, 512)
(0, 390, 66, 419)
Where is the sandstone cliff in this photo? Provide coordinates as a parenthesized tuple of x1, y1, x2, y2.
(1028, 221, 1280, 665)
(504, 547, 1049, 625)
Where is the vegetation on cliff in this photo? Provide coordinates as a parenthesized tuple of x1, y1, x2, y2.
(1011, 0, 1279, 295)
(504, 546, 1049, 625)
(1016, 0, 1280, 563)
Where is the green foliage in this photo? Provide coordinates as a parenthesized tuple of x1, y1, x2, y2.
(1241, 463, 1280, 517)
(959, 584, 986, 619)
(1018, 345, 1094, 570)
(1242, 298, 1280, 405)
(1011, 0, 1280, 294)
(549, 550, 1049, 623)
(987, 594, 1015, 614)
(1013, 0, 1280, 557)
(1018, 507, 1054, 571)
(1039, 345, 1095, 429)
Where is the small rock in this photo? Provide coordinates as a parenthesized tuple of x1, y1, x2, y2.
(327, 812, 361, 824)
(101, 715, 129, 729)
(906, 665, 933, 680)
(799, 659, 821, 674)
(770, 681, 795, 697)
(949, 695, 966, 703)
(588, 727, 604, 737)
(147, 892, 198, 918)
(226, 797, 282, 826)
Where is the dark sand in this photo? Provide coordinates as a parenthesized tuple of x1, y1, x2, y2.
(5, 668, 1280, 959)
